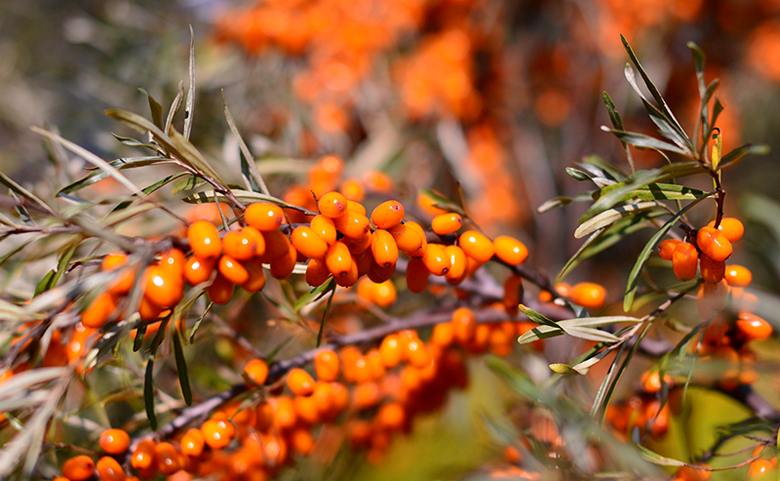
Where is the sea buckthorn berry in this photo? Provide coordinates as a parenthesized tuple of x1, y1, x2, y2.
(736, 312, 772, 341)
(291, 225, 329, 260)
(639, 371, 669, 394)
(699, 254, 725, 284)
(355, 249, 373, 277)
(241, 258, 266, 292)
(657, 239, 681, 261)
(379, 334, 403, 368)
(269, 242, 297, 279)
(444, 245, 468, 285)
(102, 252, 134, 295)
(340, 178, 365, 201)
(676, 463, 711, 481)
(405, 258, 430, 294)
(371, 230, 399, 268)
(155, 441, 182, 475)
(459, 230, 495, 263)
(180, 428, 205, 457)
(366, 349, 386, 380)
(96, 456, 125, 481)
(452, 307, 477, 345)
(184, 256, 215, 285)
(315, 349, 340, 382)
(62, 455, 95, 481)
(143, 265, 184, 308)
(333, 210, 370, 238)
(747, 459, 774, 479)
(287, 368, 315, 396)
(245, 203, 285, 231)
(130, 440, 157, 477)
(503, 274, 523, 316)
(371, 200, 405, 229)
(363, 170, 393, 192)
(404, 221, 428, 258)
(372, 280, 397, 308)
(422, 243, 450, 276)
(295, 393, 321, 425)
(431, 213, 463, 235)
(725, 265, 752, 287)
(343, 232, 372, 255)
(100, 428, 130, 455)
(367, 257, 395, 284)
(244, 358, 269, 386)
(218, 255, 249, 285)
(318, 191, 348, 218)
(387, 223, 424, 254)
(432, 322, 455, 347)
(570, 282, 606, 310)
(207, 273, 234, 304)
(326, 241, 353, 278)
(310, 215, 337, 245)
(352, 382, 382, 410)
(273, 395, 298, 430)
(159, 248, 186, 276)
(417, 190, 448, 216)
(334, 256, 360, 287)
(493, 236, 529, 266)
(223, 229, 259, 261)
(187, 220, 222, 259)
(81, 292, 117, 329)
(707, 217, 744, 243)
(290, 427, 315, 455)
(405, 338, 431, 368)
(672, 242, 699, 281)
(201, 419, 234, 450)
(697, 226, 733, 262)
(305, 258, 331, 287)
(347, 200, 367, 215)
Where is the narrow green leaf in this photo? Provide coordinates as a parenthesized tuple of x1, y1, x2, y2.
(623, 191, 714, 311)
(108, 173, 187, 215)
(716, 143, 770, 170)
(189, 302, 212, 344)
(172, 331, 192, 406)
(518, 305, 561, 329)
(182, 189, 309, 213)
(419, 189, 465, 216)
(317, 286, 337, 347)
(0, 172, 56, 217)
(223, 91, 270, 196)
(537, 196, 573, 213)
(133, 324, 147, 352)
(600, 127, 690, 155)
(165, 81, 184, 135)
(58, 157, 167, 196)
(566, 167, 591, 181)
(171, 175, 205, 195)
(139, 88, 164, 130)
(602, 91, 625, 132)
(184, 25, 195, 140)
(636, 445, 686, 467)
(167, 126, 227, 189)
(294, 278, 336, 312)
(34, 270, 56, 298)
(583, 154, 628, 181)
(111, 134, 158, 150)
(484, 356, 539, 401)
(144, 358, 157, 431)
(574, 201, 657, 239)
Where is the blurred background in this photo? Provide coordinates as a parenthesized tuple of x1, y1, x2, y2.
(3, 0, 780, 479)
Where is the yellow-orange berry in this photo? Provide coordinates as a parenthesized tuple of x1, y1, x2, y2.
(102, 252, 134, 295)
(387, 223, 424, 254)
(187, 220, 222, 259)
(422, 243, 450, 276)
(223, 228, 263, 261)
(405, 258, 430, 294)
(371, 200, 405, 229)
(342, 232, 372, 255)
(318, 192, 348, 218)
(404, 221, 428, 258)
(180, 428, 205, 458)
(218, 255, 249, 285)
(62, 455, 95, 481)
(99, 428, 130, 455)
(96, 456, 125, 481)
(269, 242, 297, 279)
(261, 229, 291, 260)
(325, 241, 353, 278)
(333, 210, 370, 238)
(707, 217, 744, 243)
(379, 334, 403, 368)
(241, 258, 266, 292)
(371, 230, 399, 268)
(305, 258, 331, 287)
(201, 419, 235, 450)
(347, 200, 367, 215)
(672, 242, 698, 281)
(363, 170, 393, 192)
(340, 178, 365, 201)
(493, 236, 529, 266)
(699, 254, 725, 284)
(291, 225, 329, 260)
(697, 226, 732, 262)
(314, 350, 340, 382)
(570, 282, 606, 310)
(245, 203, 285, 231)
(503, 274, 523, 316)
(207, 273, 234, 305)
(184, 256, 215, 285)
(444, 245, 468, 284)
(130, 440, 157, 477)
(143, 265, 184, 308)
(310, 215, 337, 245)
(459, 230, 495, 263)
(431, 213, 462, 235)
(244, 358, 269, 386)
(676, 463, 711, 481)
(657, 239, 681, 261)
(746, 459, 774, 479)
(334, 255, 360, 287)
(155, 441, 182, 475)
(287, 368, 315, 396)
(452, 307, 477, 345)
(81, 292, 117, 329)
(432, 322, 455, 347)
(736, 312, 772, 341)
(724, 265, 752, 287)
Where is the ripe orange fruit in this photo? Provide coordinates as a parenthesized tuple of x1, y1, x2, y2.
(155, 441, 183, 475)
(724, 265, 752, 287)
(187, 220, 223, 259)
(96, 456, 125, 481)
(180, 428, 205, 458)
(62, 455, 95, 481)
(459, 230, 495, 263)
(707, 217, 744, 243)
(340, 178, 365, 201)
(183, 256, 215, 285)
(207, 273, 234, 305)
(201, 418, 235, 450)
(310, 215, 337, 245)
(269, 242, 297, 279)
(699, 254, 725, 284)
(657, 239, 681, 261)
(240, 258, 266, 292)
(342, 232, 372, 255)
(697, 226, 732, 262)
(431, 213, 463, 235)
(371, 230, 399, 268)
(379, 334, 403, 368)
(318, 191, 349, 218)
(417, 190, 448, 216)
(218, 255, 250, 285)
(130, 440, 157, 478)
(452, 307, 477, 344)
(102, 252, 134, 295)
(244, 358, 269, 385)
(287, 368, 315, 396)
(422, 243, 450, 276)
(81, 292, 117, 329)
(314, 350, 340, 382)
(99, 428, 130, 455)
(245, 203, 285, 231)
(503, 274, 523, 315)
(291, 225, 329, 259)
(223, 228, 263, 261)
(305, 258, 331, 287)
(405, 258, 430, 293)
(493, 236, 529, 266)
(325, 241, 353, 278)
(143, 265, 184, 308)
(371, 200, 405, 229)
(676, 463, 711, 481)
(347, 200, 367, 215)
(404, 221, 428, 258)
(570, 282, 606, 310)
(333, 210, 370, 238)
(672, 242, 698, 281)
(387, 223, 423, 254)
(736, 312, 772, 341)
(159, 248, 186, 276)
(444, 245, 468, 284)
(432, 322, 455, 347)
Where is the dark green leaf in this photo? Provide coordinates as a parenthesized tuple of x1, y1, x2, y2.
(0, 172, 56, 217)
(583, 154, 628, 181)
(189, 302, 212, 344)
(167, 126, 227, 189)
(171, 175, 206, 195)
(317, 286, 337, 347)
(144, 358, 157, 431)
(565, 167, 591, 181)
(602, 91, 625, 132)
(58, 156, 167, 196)
(34, 270, 56, 298)
(111, 133, 157, 150)
(133, 324, 147, 352)
(717, 143, 770, 170)
(172, 331, 192, 406)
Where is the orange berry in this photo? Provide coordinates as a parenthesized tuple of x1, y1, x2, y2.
(245, 203, 285, 231)
(314, 349, 340, 382)
(672, 242, 699, 281)
(81, 292, 117, 329)
(334, 255, 360, 287)
(371, 200, 405, 229)
(287, 368, 315, 396)
(405, 258, 430, 293)
(207, 273, 234, 305)
(384, 224, 420, 255)
(102, 252, 134, 295)
(305, 258, 331, 287)
(62, 455, 95, 481)
(355, 248, 374, 277)
(657, 239, 681, 261)
(269, 242, 297, 279)
(291, 225, 329, 260)
(223, 228, 262, 261)
(241, 258, 266, 292)
(159, 248, 186, 276)
(273, 395, 297, 430)
(187, 220, 222, 259)
(417, 191, 448, 216)
(183, 256, 215, 285)
(100, 428, 130, 455)
(367, 256, 395, 284)
(318, 191, 349, 218)
(725, 265, 752, 287)
(340, 179, 365, 202)
(452, 307, 477, 345)
(333, 210, 370, 238)
(459, 230, 495, 263)
(405, 338, 431, 367)
(201, 419, 235, 450)
(570, 282, 606, 310)
(379, 334, 403, 368)
(503, 274, 523, 316)
(180, 428, 205, 458)
(444, 245, 468, 285)
(325, 241, 353, 278)
(342, 232, 372, 255)
(404, 221, 428, 258)
(218, 255, 249, 285)
(676, 463, 711, 481)
(371, 230, 399, 268)
(747, 459, 775, 479)
(96, 456, 125, 481)
(432, 322, 455, 347)
(244, 358, 269, 386)
(310, 215, 337, 245)
(707, 217, 744, 243)
(155, 441, 182, 475)
(347, 200, 367, 215)
(431, 213, 463, 235)
(260, 229, 291, 260)
(130, 440, 157, 476)
(493, 236, 529, 266)
(373, 280, 397, 308)
(736, 312, 772, 341)
(697, 226, 732, 262)
(639, 371, 669, 393)
(363, 170, 393, 192)
(143, 265, 184, 308)
(699, 254, 725, 284)
(422, 243, 450, 276)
